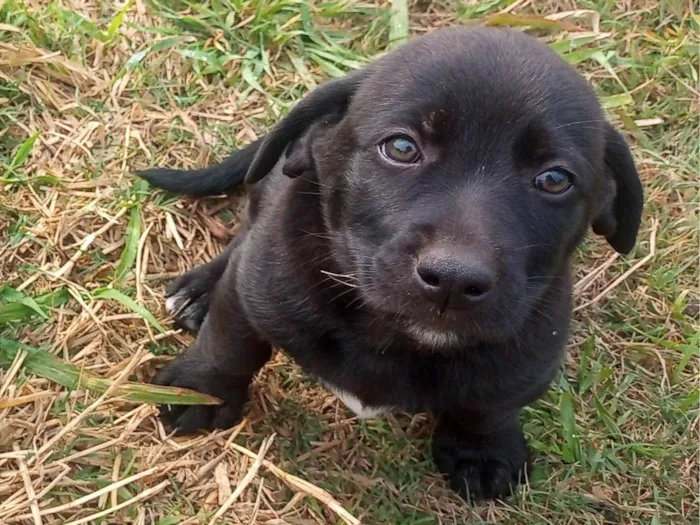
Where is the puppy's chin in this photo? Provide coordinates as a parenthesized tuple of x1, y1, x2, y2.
(358, 284, 528, 349)
(404, 324, 461, 349)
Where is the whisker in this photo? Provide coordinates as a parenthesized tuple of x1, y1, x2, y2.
(320, 270, 359, 280)
(551, 119, 608, 131)
(513, 243, 553, 252)
(327, 287, 358, 304)
(319, 270, 359, 291)
(297, 229, 334, 241)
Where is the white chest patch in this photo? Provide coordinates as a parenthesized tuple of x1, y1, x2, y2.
(323, 383, 388, 419)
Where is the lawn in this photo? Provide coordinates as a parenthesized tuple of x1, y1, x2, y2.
(0, 0, 697, 524)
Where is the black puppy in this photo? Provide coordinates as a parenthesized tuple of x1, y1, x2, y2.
(138, 26, 643, 501)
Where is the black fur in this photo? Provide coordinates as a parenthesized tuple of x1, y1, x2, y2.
(591, 124, 645, 254)
(139, 27, 644, 502)
(137, 140, 261, 196)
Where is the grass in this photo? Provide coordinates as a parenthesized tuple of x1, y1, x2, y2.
(0, 0, 697, 523)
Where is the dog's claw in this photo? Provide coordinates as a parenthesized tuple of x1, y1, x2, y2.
(165, 272, 218, 331)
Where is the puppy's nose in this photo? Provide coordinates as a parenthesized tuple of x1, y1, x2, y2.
(414, 251, 495, 309)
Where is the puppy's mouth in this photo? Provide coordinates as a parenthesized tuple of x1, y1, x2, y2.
(354, 269, 528, 347)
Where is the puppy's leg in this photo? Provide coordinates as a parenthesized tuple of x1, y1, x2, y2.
(166, 237, 240, 331)
(155, 263, 272, 434)
(432, 409, 529, 501)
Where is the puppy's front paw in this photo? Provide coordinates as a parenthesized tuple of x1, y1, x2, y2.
(166, 268, 218, 331)
(154, 356, 246, 434)
(432, 425, 529, 501)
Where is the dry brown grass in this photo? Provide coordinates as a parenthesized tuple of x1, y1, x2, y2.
(0, 3, 364, 523)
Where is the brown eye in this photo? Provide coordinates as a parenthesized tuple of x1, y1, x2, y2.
(380, 136, 421, 164)
(533, 170, 572, 195)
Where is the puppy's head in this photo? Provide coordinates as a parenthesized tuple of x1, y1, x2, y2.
(246, 27, 644, 348)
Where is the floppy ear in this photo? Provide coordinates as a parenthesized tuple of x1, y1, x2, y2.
(244, 71, 366, 184)
(591, 123, 644, 254)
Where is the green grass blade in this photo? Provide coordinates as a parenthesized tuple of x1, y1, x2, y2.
(126, 49, 148, 70)
(35, 288, 71, 308)
(92, 288, 166, 333)
(17, 297, 49, 319)
(105, 1, 132, 41)
(309, 55, 346, 78)
(388, 0, 408, 50)
(0, 338, 221, 405)
(10, 132, 40, 169)
(306, 47, 365, 71)
(549, 34, 603, 54)
(2, 131, 40, 180)
(0, 302, 40, 323)
(672, 334, 698, 384)
(114, 206, 142, 284)
(241, 62, 268, 95)
(560, 46, 613, 65)
(591, 50, 628, 91)
(288, 52, 316, 89)
(0, 288, 71, 324)
(484, 13, 571, 33)
(559, 391, 582, 463)
(600, 93, 634, 109)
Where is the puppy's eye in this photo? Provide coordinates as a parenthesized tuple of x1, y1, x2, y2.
(379, 136, 421, 164)
(533, 170, 572, 195)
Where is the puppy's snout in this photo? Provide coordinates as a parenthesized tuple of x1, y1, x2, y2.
(414, 249, 495, 309)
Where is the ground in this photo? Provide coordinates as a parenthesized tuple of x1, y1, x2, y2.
(0, 1, 697, 524)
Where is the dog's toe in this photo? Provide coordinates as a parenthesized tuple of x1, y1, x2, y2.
(153, 355, 247, 434)
(181, 294, 212, 330)
(432, 424, 529, 502)
(165, 292, 186, 314)
(449, 457, 524, 501)
(172, 406, 217, 434)
(160, 398, 243, 435)
(166, 290, 211, 331)
(165, 271, 217, 331)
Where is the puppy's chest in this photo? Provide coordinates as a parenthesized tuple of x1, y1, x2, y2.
(293, 338, 415, 418)
(269, 323, 447, 415)
(302, 338, 444, 418)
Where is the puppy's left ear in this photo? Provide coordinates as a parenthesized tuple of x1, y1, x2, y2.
(244, 70, 366, 184)
(591, 123, 644, 254)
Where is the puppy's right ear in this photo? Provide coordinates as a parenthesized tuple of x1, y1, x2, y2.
(244, 71, 365, 184)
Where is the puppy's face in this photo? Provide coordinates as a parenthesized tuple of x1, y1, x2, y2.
(248, 28, 643, 348)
